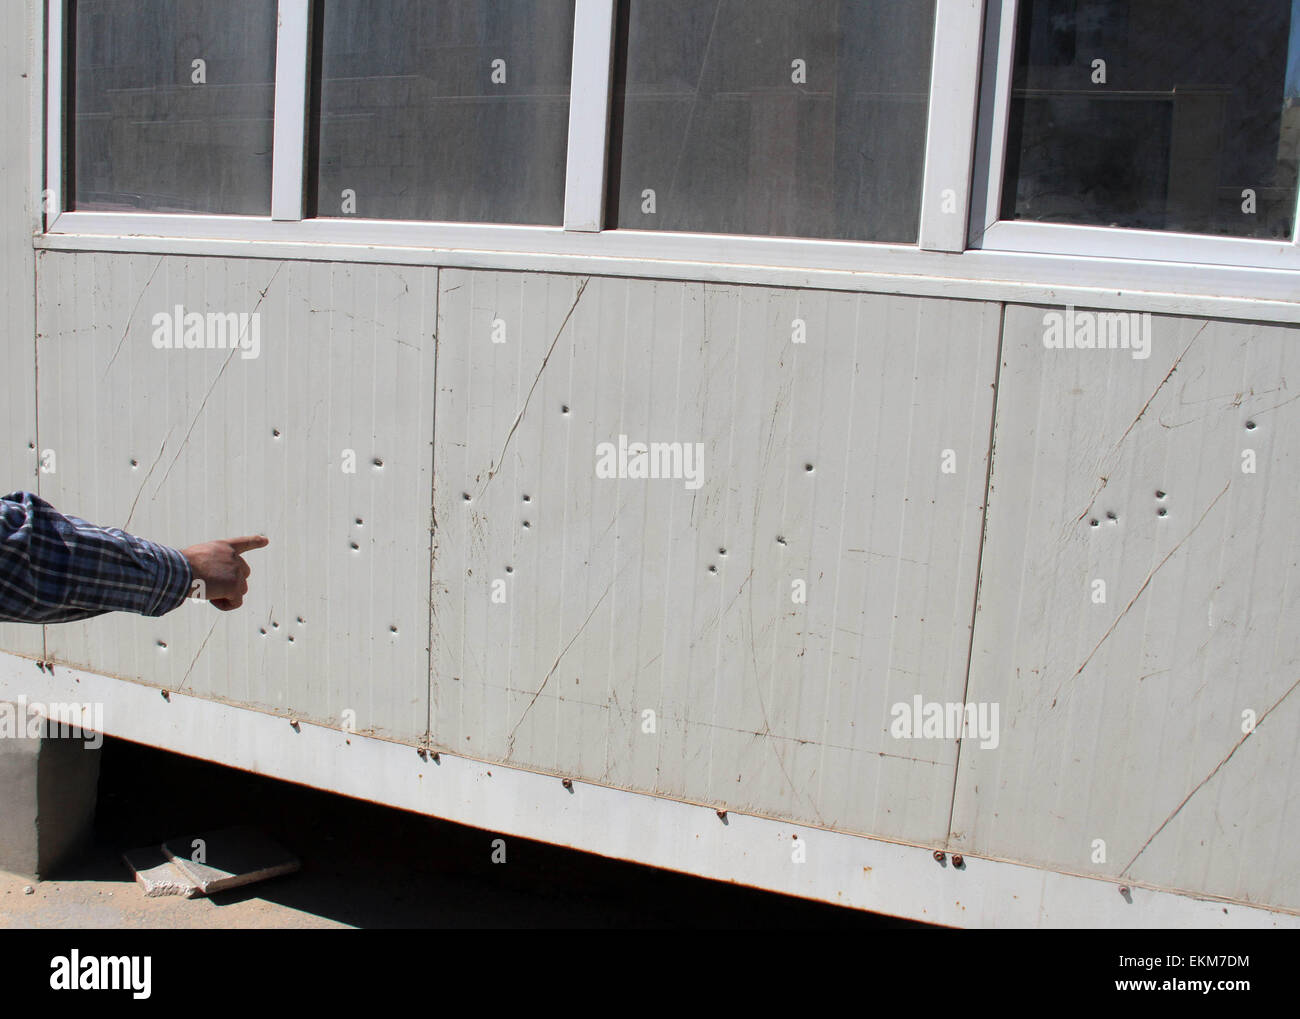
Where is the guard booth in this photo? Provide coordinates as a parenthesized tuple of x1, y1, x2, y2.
(1, 0, 1298, 927)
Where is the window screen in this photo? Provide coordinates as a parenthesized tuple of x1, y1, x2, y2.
(71, 0, 277, 215)
(606, 0, 937, 243)
(1001, 0, 1300, 239)
(311, 0, 575, 224)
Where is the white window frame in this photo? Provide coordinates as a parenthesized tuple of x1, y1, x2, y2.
(970, 0, 1300, 270)
(45, 1, 976, 256)
(39, 0, 1300, 319)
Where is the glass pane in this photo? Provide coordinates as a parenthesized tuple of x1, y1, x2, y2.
(608, 0, 936, 243)
(71, 0, 277, 215)
(1002, 0, 1300, 239)
(313, 0, 575, 225)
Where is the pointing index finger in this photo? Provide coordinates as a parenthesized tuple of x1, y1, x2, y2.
(226, 535, 269, 555)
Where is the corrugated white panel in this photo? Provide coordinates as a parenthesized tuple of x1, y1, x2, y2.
(954, 305, 1300, 909)
(432, 270, 1000, 842)
(0, 0, 41, 658)
(36, 252, 436, 742)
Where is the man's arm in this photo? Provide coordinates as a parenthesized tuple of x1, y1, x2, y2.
(0, 491, 266, 624)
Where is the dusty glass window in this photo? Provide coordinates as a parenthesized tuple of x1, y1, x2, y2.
(606, 0, 936, 243)
(1002, 0, 1300, 239)
(311, 0, 575, 224)
(70, 0, 277, 215)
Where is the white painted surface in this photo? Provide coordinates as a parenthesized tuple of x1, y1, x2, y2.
(562, 0, 615, 233)
(270, 0, 311, 222)
(918, 0, 986, 252)
(955, 305, 1300, 911)
(34, 253, 437, 743)
(431, 272, 1000, 842)
(0, 0, 42, 660)
(1, 650, 1294, 928)
(37, 218, 1300, 320)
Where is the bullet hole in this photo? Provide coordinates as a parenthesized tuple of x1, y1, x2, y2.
(297, 616, 305, 624)
(561, 778, 573, 790)
(272, 621, 279, 629)
(156, 640, 167, 649)
(355, 518, 363, 526)
(390, 625, 398, 633)
(804, 463, 814, 472)
(1246, 421, 1257, 430)
(28, 443, 34, 450)
(1090, 519, 1099, 527)
(708, 565, 718, 574)
(462, 493, 471, 501)
(1158, 508, 1168, 517)
(288, 635, 295, 643)
(561, 405, 570, 415)
(718, 547, 727, 556)
(522, 494, 531, 503)
(522, 520, 530, 528)
(272, 429, 280, 437)
(505, 566, 513, 574)
(130, 459, 139, 468)
(350, 542, 359, 550)
(1155, 491, 1166, 500)
(373, 457, 384, 467)
(259, 628, 267, 635)
(160, 690, 170, 702)
(1106, 511, 1117, 521)
(776, 536, 787, 545)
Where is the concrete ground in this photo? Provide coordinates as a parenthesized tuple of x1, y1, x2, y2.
(1, 737, 926, 929)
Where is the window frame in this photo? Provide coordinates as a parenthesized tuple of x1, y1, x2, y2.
(39, 0, 1300, 319)
(970, 0, 1300, 269)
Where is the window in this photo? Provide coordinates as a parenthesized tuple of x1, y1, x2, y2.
(310, 0, 576, 224)
(606, 0, 937, 242)
(1000, 0, 1300, 240)
(43, 0, 1300, 299)
(70, 0, 278, 215)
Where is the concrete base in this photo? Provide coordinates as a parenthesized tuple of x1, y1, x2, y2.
(0, 706, 101, 880)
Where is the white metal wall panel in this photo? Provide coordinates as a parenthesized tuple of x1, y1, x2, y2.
(953, 305, 1300, 910)
(432, 270, 1000, 842)
(0, 0, 41, 659)
(36, 252, 436, 742)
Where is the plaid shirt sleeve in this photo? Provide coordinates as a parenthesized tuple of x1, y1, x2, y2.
(0, 490, 193, 624)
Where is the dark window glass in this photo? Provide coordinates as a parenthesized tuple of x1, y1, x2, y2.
(607, 0, 937, 243)
(312, 0, 575, 224)
(71, 0, 277, 214)
(1002, 0, 1300, 239)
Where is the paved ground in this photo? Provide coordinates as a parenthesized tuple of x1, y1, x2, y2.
(1, 737, 926, 929)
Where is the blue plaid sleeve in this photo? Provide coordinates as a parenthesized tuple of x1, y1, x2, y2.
(0, 491, 193, 624)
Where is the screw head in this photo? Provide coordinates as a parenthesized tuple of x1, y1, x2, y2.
(933, 850, 946, 863)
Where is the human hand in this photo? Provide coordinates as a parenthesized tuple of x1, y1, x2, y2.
(181, 535, 269, 611)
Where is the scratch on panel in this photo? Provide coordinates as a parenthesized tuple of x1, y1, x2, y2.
(173, 618, 220, 694)
(504, 578, 611, 756)
(1121, 672, 1300, 876)
(1053, 481, 1230, 708)
(483, 277, 590, 490)
(156, 262, 285, 491)
(1074, 324, 1208, 525)
(123, 426, 174, 531)
(102, 256, 165, 380)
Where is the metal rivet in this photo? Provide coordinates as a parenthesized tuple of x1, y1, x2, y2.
(561, 778, 573, 790)
(952, 854, 964, 868)
(933, 850, 946, 863)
